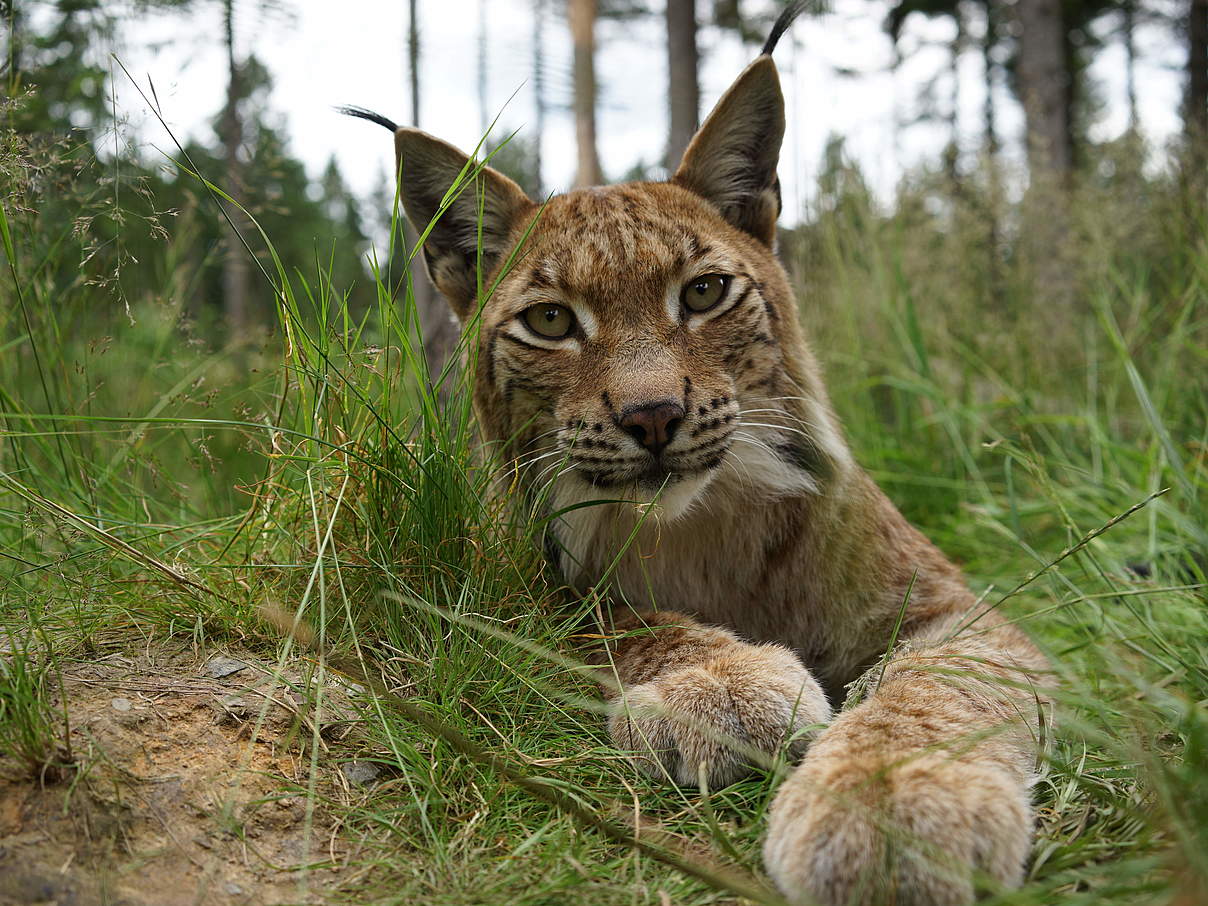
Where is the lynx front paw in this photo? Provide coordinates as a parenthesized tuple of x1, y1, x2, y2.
(608, 643, 830, 788)
(764, 750, 1032, 906)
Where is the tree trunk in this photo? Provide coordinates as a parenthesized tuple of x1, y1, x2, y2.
(569, 0, 603, 187)
(1123, 0, 1138, 132)
(532, 0, 546, 196)
(221, 0, 249, 334)
(405, 0, 457, 387)
(409, 0, 421, 128)
(943, 3, 964, 190)
(982, 0, 1004, 309)
(5, 1, 23, 93)
(477, 0, 489, 134)
(1015, 0, 1072, 180)
(1016, 0, 1077, 344)
(1189, 0, 1208, 141)
(982, 0, 999, 160)
(665, 0, 699, 171)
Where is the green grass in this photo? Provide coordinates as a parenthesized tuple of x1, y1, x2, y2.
(2, 122, 1207, 905)
(0, 625, 71, 782)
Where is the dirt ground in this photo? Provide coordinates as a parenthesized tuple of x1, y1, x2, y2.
(0, 646, 373, 906)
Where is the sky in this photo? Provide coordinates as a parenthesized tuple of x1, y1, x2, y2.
(108, 0, 1188, 227)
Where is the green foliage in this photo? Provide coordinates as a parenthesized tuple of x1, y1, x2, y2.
(4, 4, 374, 341)
(6, 0, 115, 140)
(151, 53, 372, 324)
(485, 134, 544, 198)
(0, 628, 70, 781)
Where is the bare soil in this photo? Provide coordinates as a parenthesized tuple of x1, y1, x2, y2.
(0, 646, 369, 906)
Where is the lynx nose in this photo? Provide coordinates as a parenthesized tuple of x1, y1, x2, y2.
(618, 402, 685, 455)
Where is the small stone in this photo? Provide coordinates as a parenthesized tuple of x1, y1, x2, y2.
(204, 656, 249, 679)
(217, 697, 256, 721)
(110, 697, 133, 712)
(225, 881, 244, 895)
(339, 760, 380, 787)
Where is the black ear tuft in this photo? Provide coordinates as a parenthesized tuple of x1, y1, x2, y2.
(761, 0, 813, 57)
(336, 105, 399, 133)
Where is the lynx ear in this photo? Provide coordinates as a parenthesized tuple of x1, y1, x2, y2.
(394, 128, 535, 319)
(671, 57, 784, 245)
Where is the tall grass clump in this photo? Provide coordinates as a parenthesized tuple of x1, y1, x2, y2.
(0, 626, 72, 781)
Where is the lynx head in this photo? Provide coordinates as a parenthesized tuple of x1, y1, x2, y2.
(383, 51, 849, 525)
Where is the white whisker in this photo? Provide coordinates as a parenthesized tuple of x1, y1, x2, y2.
(740, 421, 815, 439)
(732, 431, 778, 456)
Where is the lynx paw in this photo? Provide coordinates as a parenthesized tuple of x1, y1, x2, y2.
(764, 750, 1032, 906)
(608, 643, 830, 788)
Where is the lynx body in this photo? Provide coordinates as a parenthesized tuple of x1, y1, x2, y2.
(347, 8, 1048, 902)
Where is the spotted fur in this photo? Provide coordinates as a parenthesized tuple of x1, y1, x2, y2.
(364, 19, 1049, 906)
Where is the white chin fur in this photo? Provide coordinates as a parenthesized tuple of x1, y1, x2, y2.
(554, 436, 820, 531)
(545, 446, 823, 587)
(627, 470, 718, 522)
(561, 468, 717, 524)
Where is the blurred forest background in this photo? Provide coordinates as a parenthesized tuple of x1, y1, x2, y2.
(4, 0, 1206, 354)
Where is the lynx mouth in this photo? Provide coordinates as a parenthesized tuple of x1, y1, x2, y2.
(578, 463, 682, 490)
(566, 460, 718, 522)
(569, 433, 734, 492)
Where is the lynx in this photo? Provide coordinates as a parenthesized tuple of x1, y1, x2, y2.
(344, 6, 1048, 903)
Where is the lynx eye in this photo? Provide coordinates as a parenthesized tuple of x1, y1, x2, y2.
(521, 303, 576, 340)
(682, 274, 731, 313)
